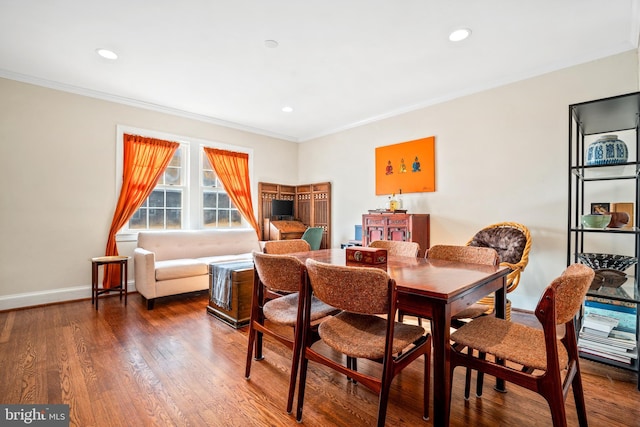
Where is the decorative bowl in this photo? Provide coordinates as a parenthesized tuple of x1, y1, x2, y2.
(577, 253, 638, 271)
(581, 214, 611, 228)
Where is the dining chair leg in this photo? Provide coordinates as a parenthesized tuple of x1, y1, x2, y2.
(476, 351, 486, 397)
(423, 352, 430, 421)
(286, 326, 302, 414)
(571, 366, 588, 427)
(245, 322, 257, 379)
(296, 352, 311, 422)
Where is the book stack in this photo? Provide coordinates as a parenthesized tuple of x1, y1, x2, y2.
(578, 312, 638, 364)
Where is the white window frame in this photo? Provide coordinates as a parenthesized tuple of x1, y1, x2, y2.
(115, 125, 254, 242)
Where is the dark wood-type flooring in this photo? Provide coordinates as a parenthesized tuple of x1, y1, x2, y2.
(1, 292, 638, 426)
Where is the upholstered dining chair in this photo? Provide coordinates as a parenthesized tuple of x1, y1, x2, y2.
(449, 263, 594, 427)
(296, 259, 431, 427)
(245, 252, 335, 414)
(369, 240, 420, 257)
(466, 221, 532, 320)
(263, 239, 310, 254)
(301, 226, 324, 250)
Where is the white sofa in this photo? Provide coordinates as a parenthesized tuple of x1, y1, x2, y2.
(134, 229, 261, 309)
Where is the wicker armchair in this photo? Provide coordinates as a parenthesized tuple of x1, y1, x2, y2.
(466, 221, 532, 320)
(263, 239, 310, 254)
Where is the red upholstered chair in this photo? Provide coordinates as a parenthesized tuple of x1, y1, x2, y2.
(245, 251, 335, 413)
(449, 264, 594, 427)
(296, 259, 431, 427)
(369, 239, 420, 257)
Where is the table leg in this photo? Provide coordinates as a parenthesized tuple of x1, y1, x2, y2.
(431, 304, 451, 427)
(494, 277, 507, 392)
(123, 260, 128, 306)
(91, 262, 98, 306)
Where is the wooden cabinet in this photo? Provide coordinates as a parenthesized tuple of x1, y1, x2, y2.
(362, 213, 430, 257)
(258, 181, 331, 248)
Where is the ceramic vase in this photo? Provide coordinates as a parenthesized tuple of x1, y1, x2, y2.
(586, 134, 628, 166)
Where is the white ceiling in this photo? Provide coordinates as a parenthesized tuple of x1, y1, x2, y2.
(1, 1, 638, 142)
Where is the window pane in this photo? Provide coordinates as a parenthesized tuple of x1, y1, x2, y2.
(166, 209, 181, 229)
(165, 167, 181, 185)
(169, 149, 181, 166)
(149, 190, 164, 208)
(203, 192, 217, 208)
(203, 210, 217, 227)
(219, 193, 230, 208)
(202, 170, 217, 187)
(218, 209, 230, 226)
(129, 208, 147, 229)
(230, 210, 242, 227)
(149, 209, 164, 228)
(166, 190, 181, 207)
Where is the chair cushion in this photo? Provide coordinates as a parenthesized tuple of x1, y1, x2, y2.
(264, 294, 335, 326)
(450, 316, 568, 371)
(319, 312, 425, 359)
(469, 227, 527, 264)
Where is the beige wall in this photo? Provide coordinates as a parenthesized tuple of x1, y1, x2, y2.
(1, 50, 638, 311)
(299, 50, 639, 310)
(0, 78, 298, 309)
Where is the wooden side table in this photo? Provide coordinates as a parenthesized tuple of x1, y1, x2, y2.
(91, 256, 130, 310)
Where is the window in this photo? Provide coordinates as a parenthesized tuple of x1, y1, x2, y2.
(117, 126, 252, 233)
(201, 154, 243, 228)
(129, 146, 185, 230)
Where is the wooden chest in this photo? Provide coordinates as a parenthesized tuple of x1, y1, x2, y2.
(206, 263, 254, 328)
(346, 247, 387, 266)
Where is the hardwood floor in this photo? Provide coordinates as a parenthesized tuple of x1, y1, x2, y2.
(1, 292, 638, 426)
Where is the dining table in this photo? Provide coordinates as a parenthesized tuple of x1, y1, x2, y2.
(291, 248, 510, 427)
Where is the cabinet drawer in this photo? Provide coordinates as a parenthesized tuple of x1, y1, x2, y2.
(365, 217, 387, 226)
(387, 217, 409, 227)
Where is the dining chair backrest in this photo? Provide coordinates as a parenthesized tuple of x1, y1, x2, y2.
(305, 258, 390, 315)
(539, 263, 593, 326)
(263, 239, 311, 254)
(369, 240, 419, 257)
(253, 251, 306, 293)
(426, 244, 499, 266)
(301, 227, 324, 250)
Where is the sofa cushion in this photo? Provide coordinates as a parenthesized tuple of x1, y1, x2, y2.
(198, 253, 254, 265)
(155, 259, 208, 281)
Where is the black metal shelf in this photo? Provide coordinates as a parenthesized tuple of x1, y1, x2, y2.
(568, 91, 640, 390)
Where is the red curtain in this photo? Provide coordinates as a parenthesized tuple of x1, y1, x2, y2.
(204, 147, 260, 238)
(104, 134, 179, 287)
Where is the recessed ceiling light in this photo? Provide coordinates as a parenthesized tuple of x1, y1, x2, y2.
(96, 48, 118, 60)
(282, 106, 293, 113)
(264, 40, 279, 49)
(449, 28, 471, 42)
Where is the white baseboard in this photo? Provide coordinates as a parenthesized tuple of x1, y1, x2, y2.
(0, 282, 135, 311)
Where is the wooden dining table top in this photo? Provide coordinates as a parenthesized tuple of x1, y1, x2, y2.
(291, 248, 509, 302)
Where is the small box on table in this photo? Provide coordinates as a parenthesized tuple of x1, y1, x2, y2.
(346, 247, 387, 268)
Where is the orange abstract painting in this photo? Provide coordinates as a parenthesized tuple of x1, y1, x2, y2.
(375, 136, 435, 195)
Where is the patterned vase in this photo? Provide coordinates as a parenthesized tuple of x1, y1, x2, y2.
(586, 134, 628, 166)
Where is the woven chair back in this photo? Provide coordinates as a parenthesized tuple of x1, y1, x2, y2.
(369, 240, 419, 257)
(264, 239, 310, 254)
(253, 251, 305, 293)
(305, 258, 391, 315)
